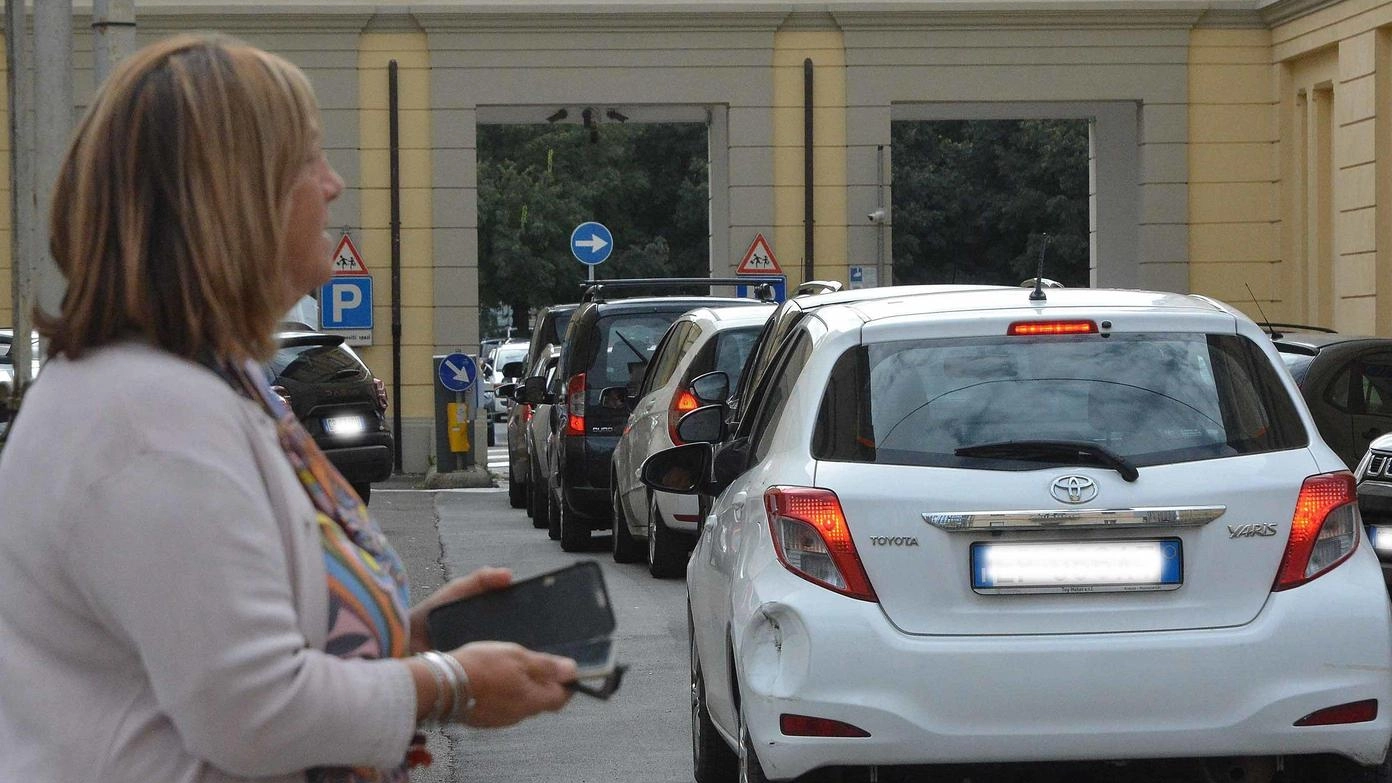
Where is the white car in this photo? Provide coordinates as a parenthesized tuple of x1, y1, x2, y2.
(484, 340, 529, 421)
(611, 304, 774, 577)
(644, 286, 1392, 782)
(0, 330, 41, 389)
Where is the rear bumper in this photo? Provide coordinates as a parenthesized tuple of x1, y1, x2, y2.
(561, 434, 617, 525)
(654, 491, 701, 536)
(321, 433, 394, 484)
(730, 552, 1392, 780)
(562, 486, 610, 525)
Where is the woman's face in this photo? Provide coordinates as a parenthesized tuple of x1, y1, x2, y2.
(280, 148, 345, 309)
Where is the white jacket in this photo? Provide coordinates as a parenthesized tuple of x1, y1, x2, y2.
(0, 341, 415, 782)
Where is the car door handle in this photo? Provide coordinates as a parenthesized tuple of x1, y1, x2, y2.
(1364, 428, 1382, 440)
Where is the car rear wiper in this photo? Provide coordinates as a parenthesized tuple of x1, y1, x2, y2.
(612, 331, 651, 365)
(954, 439, 1139, 482)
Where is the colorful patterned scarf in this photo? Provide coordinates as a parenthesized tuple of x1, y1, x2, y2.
(218, 359, 420, 782)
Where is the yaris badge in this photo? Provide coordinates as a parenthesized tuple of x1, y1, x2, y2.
(1050, 475, 1098, 504)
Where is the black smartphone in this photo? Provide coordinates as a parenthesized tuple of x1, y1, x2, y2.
(426, 561, 618, 680)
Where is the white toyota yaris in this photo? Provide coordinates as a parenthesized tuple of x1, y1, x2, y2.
(643, 286, 1392, 783)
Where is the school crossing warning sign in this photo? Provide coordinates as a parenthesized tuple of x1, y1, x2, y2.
(735, 233, 782, 275)
(330, 234, 370, 275)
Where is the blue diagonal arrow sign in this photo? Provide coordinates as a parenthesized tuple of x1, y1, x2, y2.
(438, 352, 476, 392)
(570, 221, 613, 266)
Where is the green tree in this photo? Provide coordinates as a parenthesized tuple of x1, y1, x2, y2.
(891, 119, 1090, 287)
(477, 123, 710, 335)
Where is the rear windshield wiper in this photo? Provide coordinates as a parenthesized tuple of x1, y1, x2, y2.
(954, 439, 1139, 482)
(612, 331, 651, 365)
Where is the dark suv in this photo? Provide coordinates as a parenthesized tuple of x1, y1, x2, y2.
(267, 329, 394, 503)
(544, 280, 771, 551)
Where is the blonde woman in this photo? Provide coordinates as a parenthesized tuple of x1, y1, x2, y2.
(0, 35, 575, 783)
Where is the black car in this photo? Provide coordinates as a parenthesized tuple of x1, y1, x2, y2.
(542, 280, 771, 551)
(1354, 433, 1392, 587)
(1270, 325, 1392, 469)
(504, 303, 578, 509)
(267, 329, 394, 503)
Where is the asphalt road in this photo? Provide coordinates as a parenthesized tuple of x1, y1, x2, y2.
(377, 458, 692, 783)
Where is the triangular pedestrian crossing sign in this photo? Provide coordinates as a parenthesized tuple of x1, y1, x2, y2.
(331, 234, 370, 276)
(736, 233, 782, 275)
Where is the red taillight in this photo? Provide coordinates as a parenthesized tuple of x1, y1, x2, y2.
(372, 378, 388, 411)
(564, 373, 586, 436)
(1273, 472, 1360, 591)
(1007, 320, 1098, 336)
(1295, 699, 1379, 726)
(668, 389, 700, 445)
(765, 487, 876, 601)
(520, 403, 534, 424)
(779, 714, 871, 737)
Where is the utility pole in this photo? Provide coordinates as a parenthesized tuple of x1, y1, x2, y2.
(92, 0, 136, 86)
(6, 0, 34, 391)
(32, 0, 73, 319)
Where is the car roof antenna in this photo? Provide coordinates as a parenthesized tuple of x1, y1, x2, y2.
(1028, 233, 1051, 302)
(1244, 283, 1274, 337)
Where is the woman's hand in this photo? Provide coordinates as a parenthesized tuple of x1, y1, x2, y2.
(453, 642, 577, 727)
(409, 567, 513, 654)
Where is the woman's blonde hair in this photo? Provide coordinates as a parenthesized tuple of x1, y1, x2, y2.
(39, 34, 322, 361)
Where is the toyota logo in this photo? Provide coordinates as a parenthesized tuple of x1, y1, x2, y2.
(1050, 475, 1098, 504)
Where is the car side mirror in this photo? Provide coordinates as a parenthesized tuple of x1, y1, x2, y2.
(502, 361, 526, 380)
(522, 376, 548, 405)
(689, 371, 729, 405)
(600, 385, 637, 412)
(640, 443, 713, 495)
(495, 382, 517, 401)
(676, 404, 726, 444)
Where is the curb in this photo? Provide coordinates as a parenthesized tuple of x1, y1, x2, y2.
(421, 465, 497, 489)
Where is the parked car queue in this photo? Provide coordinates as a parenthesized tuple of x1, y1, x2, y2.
(497, 279, 1392, 783)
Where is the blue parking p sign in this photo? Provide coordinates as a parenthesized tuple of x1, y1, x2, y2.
(320, 277, 373, 330)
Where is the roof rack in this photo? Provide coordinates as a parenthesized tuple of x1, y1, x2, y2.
(579, 277, 785, 304)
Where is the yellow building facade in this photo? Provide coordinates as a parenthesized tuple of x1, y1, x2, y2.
(3, 1, 1391, 470)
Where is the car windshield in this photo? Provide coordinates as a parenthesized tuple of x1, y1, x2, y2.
(590, 314, 678, 389)
(813, 332, 1307, 469)
(548, 312, 573, 345)
(267, 340, 366, 384)
(494, 344, 529, 373)
(1278, 352, 1313, 383)
(712, 327, 763, 396)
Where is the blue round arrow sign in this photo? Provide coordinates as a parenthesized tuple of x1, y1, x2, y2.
(570, 221, 613, 266)
(438, 352, 476, 392)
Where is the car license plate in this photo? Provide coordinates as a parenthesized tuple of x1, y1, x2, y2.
(1368, 525, 1392, 555)
(970, 539, 1183, 594)
(324, 415, 366, 436)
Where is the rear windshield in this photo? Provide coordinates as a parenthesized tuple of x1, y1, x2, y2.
(588, 313, 681, 389)
(549, 311, 573, 345)
(493, 344, 528, 372)
(266, 341, 366, 384)
(1277, 351, 1313, 384)
(813, 332, 1307, 468)
(692, 326, 763, 396)
(529, 308, 575, 363)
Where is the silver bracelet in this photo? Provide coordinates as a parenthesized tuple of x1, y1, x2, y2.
(416, 653, 449, 725)
(438, 652, 477, 724)
(423, 651, 462, 720)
